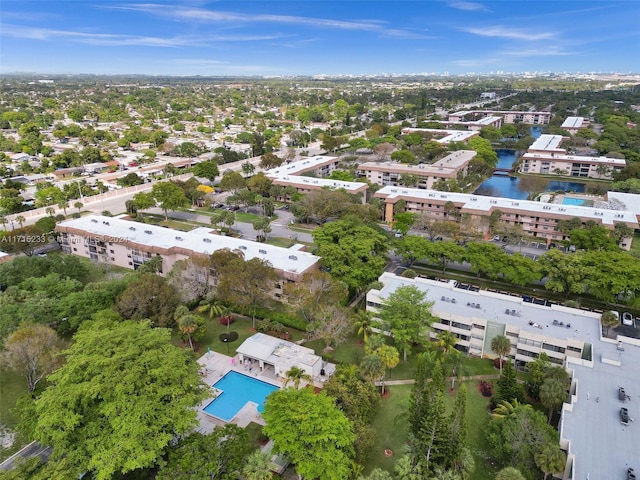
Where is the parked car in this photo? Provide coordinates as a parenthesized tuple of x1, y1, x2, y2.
(620, 407, 630, 424)
(622, 312, 634, 327)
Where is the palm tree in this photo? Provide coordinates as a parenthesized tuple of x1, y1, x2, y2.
(359, 353, 385, 390)
(540, 376, 568, 423)
(534, 444, 566, 480)
(15, 215, 25, 229)
(45, 207, 55, 217)
(353, 309, 374, 344)
(197, 297, 226, 320)
(74, 201, 83, 214)
(375, 345, 399, 392)
(174, 305, 190, 323)
(491, 399, 529, 418)
(282, 366, 312, 389)
(600, 311, 618, 337)
(242, 450, 273, 480)
(58, 200, 69, 217)
(364, 334, 385, 355)
(491, 335, 511, 375)
(178, 314, 199, 351)
(435, 329, 458, 361)
(495, 467, 525, 480)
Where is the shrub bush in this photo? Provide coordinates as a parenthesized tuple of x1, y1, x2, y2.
(219, 315, 234, 326)
(479, 380, 493, 397)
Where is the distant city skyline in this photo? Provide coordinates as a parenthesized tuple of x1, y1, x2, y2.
(1, 1, 638, 76)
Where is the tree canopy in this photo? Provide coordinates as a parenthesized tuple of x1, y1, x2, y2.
(262, 387, 355, 480)
(26, 319, 207, 479)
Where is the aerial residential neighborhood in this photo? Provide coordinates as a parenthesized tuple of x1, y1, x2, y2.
(1, 1, 640, 480)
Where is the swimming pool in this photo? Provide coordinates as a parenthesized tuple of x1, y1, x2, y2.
(203, 371, 279, 421)
(562, 197, 588, 206)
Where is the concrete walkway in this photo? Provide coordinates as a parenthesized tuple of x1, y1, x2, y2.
(375, 373, 502, 386)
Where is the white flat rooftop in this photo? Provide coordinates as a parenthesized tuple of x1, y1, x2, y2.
(263, 155, 338, 177)
(373, 272, 603, 346)
(272, 175, 367, 193)
(375, 186, 639, 227)
(522, 152, 626, 166)
(58, 215, 319, 275)
(561, 342, 640, 480)
(561, 117, 586, 129)
(401, 128, 479, 144)
(606, 192, 640, 215)
(529, 134, 566, 152)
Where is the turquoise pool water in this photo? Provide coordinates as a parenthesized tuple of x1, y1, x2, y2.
(203, 371, 279, 421)
(562, 197, 588, 206)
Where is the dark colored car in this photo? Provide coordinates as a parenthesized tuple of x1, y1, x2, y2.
(620, 407, 629, 424)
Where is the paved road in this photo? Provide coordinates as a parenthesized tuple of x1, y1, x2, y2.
(0, 442, 52, 471)
(150, 206, 314, 244)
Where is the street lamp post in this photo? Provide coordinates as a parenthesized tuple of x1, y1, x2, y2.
(223, 337, 229, 355)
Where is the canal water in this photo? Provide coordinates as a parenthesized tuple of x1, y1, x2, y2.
(473, 127, 585, 200)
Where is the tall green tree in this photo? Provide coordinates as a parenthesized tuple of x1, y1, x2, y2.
(495, 360, 524, 405)
(537, 249, 587, 297)
(241, 451, 273, 480)
(3, 323, 62, 392)
(157, 426, 251, 480)
(378, 285, 437, 362)
(534, 444, 566, 480)
(487, 403, 559, 477)
(262, 388, 355, 480)
(26, 319, 207, 480)
(114, 273, 180, 327)
(495, 467, 526, 480)
(313, 218, 388, 290)
(151, 181, 189, 220)
(491, 335, 511, 375)
(192, 160, 219, 181)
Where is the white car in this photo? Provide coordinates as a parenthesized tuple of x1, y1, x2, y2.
(622, 312, 634, 327)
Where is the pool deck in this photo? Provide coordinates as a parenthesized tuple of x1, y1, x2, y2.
(194, 350, 334, 433)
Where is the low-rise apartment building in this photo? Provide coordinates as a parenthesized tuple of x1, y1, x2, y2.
(448, 110, 551, 125)
(401, 128, 479, 144)
(357, 150, 475, 189)
(374, 186, 639, 247)
(366, 272, 597, 366)
(520, 134, 625, 179)
(264, 155, 368, 200)
(560, 116, 590, 135)
(56, 215, 319, 294)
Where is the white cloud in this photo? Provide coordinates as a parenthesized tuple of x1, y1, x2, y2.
(462, 26, 555, 41)
(0, 24, 282, 47)
(112, 4, 430, 39)
(448, 2, 489, 12)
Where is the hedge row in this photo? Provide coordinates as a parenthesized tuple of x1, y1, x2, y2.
(233, 304, 308, 332)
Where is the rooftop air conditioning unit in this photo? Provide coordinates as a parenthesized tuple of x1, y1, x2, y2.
(175, 236, 183, 241)
(144, 230, 152, 234)
(289, 255, 298, 260)
(129, 226, 136, 231)
(259, 249, 267, 254)
(91, 219, 98, 223)
(203, 238, 212, 243)
(239, 245, 247, 250)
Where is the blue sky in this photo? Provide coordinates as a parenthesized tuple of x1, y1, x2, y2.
(1, 1, 638, 76)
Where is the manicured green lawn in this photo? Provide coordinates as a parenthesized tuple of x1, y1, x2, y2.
(265, 237, 295, 248)
(443, 381, 498, 480)
(365, 380, 498, 479)
(305, 334, 365, 366)
(367, 384, 412, 474)
(173, 312, 306, 358)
